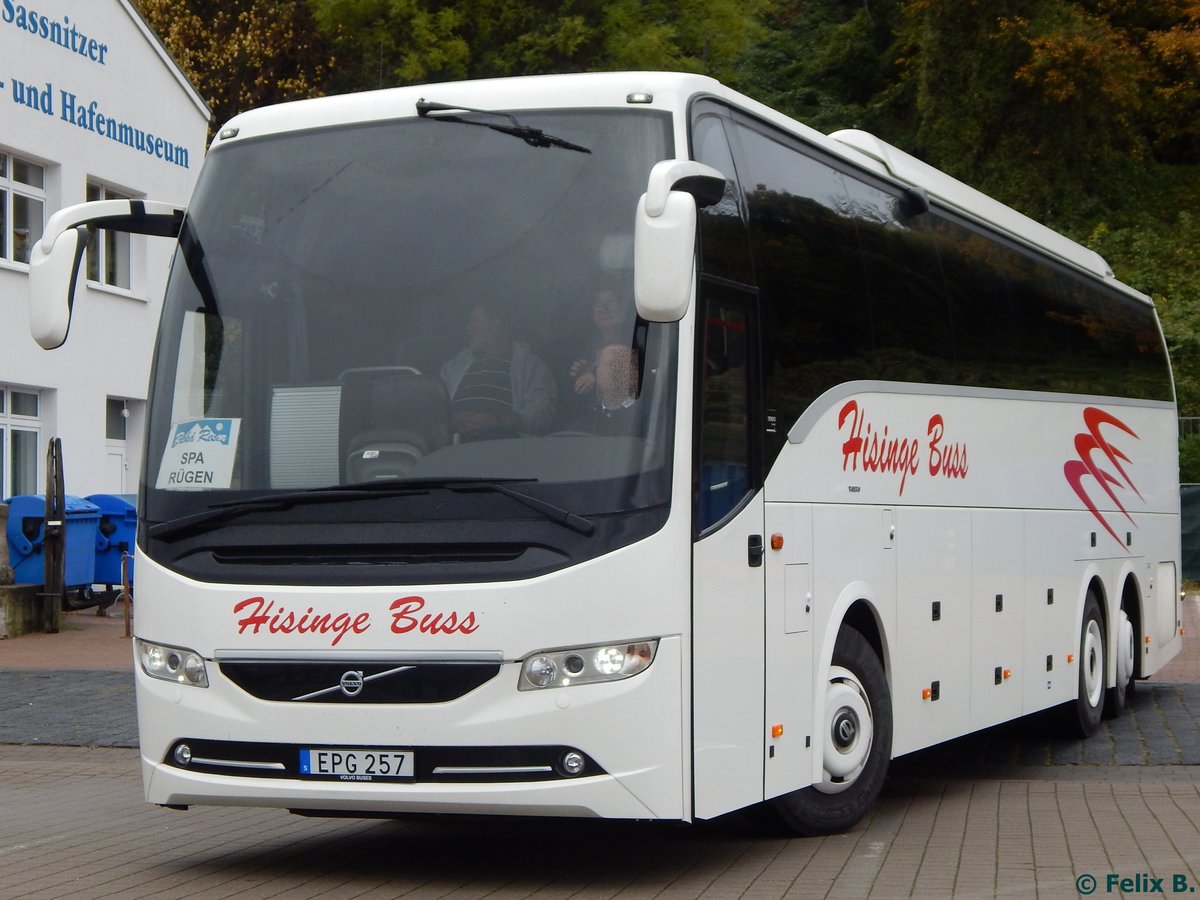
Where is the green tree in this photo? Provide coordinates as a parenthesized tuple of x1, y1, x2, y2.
(308, 0, 765, 94)
(738, 0, 905, 134)
(134, 0, 335, 130)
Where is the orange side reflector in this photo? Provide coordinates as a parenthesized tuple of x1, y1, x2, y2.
(921, 688, 932, 700)
(1067, 654, 1075, 663)
(1145, 636, 1152, 644)
(770, 533, 784, 551)
(771, 724, 784, 738)
(1003, 669, 1012, 680)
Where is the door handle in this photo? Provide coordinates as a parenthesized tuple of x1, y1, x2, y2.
(748, 534, 764, 568)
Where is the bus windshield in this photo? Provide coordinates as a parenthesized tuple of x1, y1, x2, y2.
(142, 108, 676, 583)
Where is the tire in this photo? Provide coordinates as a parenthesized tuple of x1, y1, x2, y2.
(763, 627, 892, 836)
(1069, 591, 1106, 737)
(1105, 605, 1136, 718)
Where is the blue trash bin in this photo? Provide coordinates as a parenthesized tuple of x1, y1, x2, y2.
(4, 494, 100, 588)
(86, 493, 137, 586)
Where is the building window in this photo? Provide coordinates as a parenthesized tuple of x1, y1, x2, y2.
(0, 152, 46, 265)
(86, 183, 131, 289)
(106, 398, 128, 441)
(1, 387, 41, 497)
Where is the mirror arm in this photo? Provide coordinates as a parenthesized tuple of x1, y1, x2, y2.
(643, 160, 727, 217)
(43, 199, 185, 239)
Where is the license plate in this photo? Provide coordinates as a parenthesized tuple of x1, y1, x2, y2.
(299, 748, 414, 781)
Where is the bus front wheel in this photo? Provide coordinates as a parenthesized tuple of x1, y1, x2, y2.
(765, 626, 892, 836)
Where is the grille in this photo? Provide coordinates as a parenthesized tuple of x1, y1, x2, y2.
(219, 659, 501, 703)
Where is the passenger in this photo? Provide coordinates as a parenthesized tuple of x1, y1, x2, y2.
(573, 343, 639, 436)
(440, 300, 556, 440)
(568, 287, 637, 398)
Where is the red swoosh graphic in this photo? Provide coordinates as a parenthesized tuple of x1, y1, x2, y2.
(1063, 408, 1140, 548)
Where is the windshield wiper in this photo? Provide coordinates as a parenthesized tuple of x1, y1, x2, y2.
(147, 477, 594, 541)
(341, 476, 595, 536)
(416, 99, 592, 154)
(442, 479, 595, 536)
(147, 484, 430, 541)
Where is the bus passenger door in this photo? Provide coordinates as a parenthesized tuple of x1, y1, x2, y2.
(692, 283, 766, 820)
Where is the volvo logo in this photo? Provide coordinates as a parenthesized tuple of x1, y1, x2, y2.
(339, 670, 365, 697)
(291, 664, 416, 702)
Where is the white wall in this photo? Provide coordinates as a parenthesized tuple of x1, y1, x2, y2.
(0, 0, 208, 497)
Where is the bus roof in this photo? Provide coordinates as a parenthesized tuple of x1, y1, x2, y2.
(215, 71, 1139, 300)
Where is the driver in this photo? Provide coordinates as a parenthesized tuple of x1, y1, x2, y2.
(439, 299, 556, 440)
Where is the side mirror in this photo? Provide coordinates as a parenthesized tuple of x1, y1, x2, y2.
(634, 160, 726, 323)
(29, 199, 184, 349)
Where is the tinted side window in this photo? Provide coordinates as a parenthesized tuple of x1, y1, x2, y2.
(696, 289, 756, 533)
(841, 178, 954, 384)
(931, 212, 1173, 400)
(728, 117, 870, 463)
(706, 106, 1171, 450)
(690, 106, 754, 285)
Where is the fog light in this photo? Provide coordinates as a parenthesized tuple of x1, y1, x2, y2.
(561, 751, 585, 775)
(174, 743, 192, 766)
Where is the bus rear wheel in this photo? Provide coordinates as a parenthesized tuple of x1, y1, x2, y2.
(1105, 605, 1136, 718)
(764, 626, 892, 836)
(1068, 592, 1106, 737)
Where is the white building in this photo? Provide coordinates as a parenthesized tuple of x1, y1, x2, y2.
(0, 0, 209, 499)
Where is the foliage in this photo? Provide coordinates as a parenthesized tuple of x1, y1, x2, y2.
(308, 0, 766, 94)
(1181, 433, 1200, 483)
(133, 0, 335, 129)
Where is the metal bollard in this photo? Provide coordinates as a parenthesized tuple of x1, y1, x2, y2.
(120, 551, 133, 639)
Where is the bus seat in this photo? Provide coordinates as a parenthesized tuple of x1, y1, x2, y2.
(338, 368, 451, 481)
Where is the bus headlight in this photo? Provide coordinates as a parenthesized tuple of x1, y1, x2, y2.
(137, 639, 209, 688)
(519, 640, 658, 690)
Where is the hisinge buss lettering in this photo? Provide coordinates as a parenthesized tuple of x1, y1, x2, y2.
(233, 596, 479, 646)
(838, 400, 968, 495)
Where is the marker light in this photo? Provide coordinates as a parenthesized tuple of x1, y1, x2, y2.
(137, 639, 209, 687)
(519, 640, 658, 690)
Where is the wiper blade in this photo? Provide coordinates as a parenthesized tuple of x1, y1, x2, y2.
(147, 485, 428, 541)
(345, 476, 596, 536)
(147, 477, 595, 541)
(416, 99, 591, 154)
(451, 480, 595, 537)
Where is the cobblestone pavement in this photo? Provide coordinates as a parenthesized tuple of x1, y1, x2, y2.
(1, 745, 1198, 899)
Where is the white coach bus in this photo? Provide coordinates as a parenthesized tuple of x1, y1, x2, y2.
(29, 72, 1182, 835)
